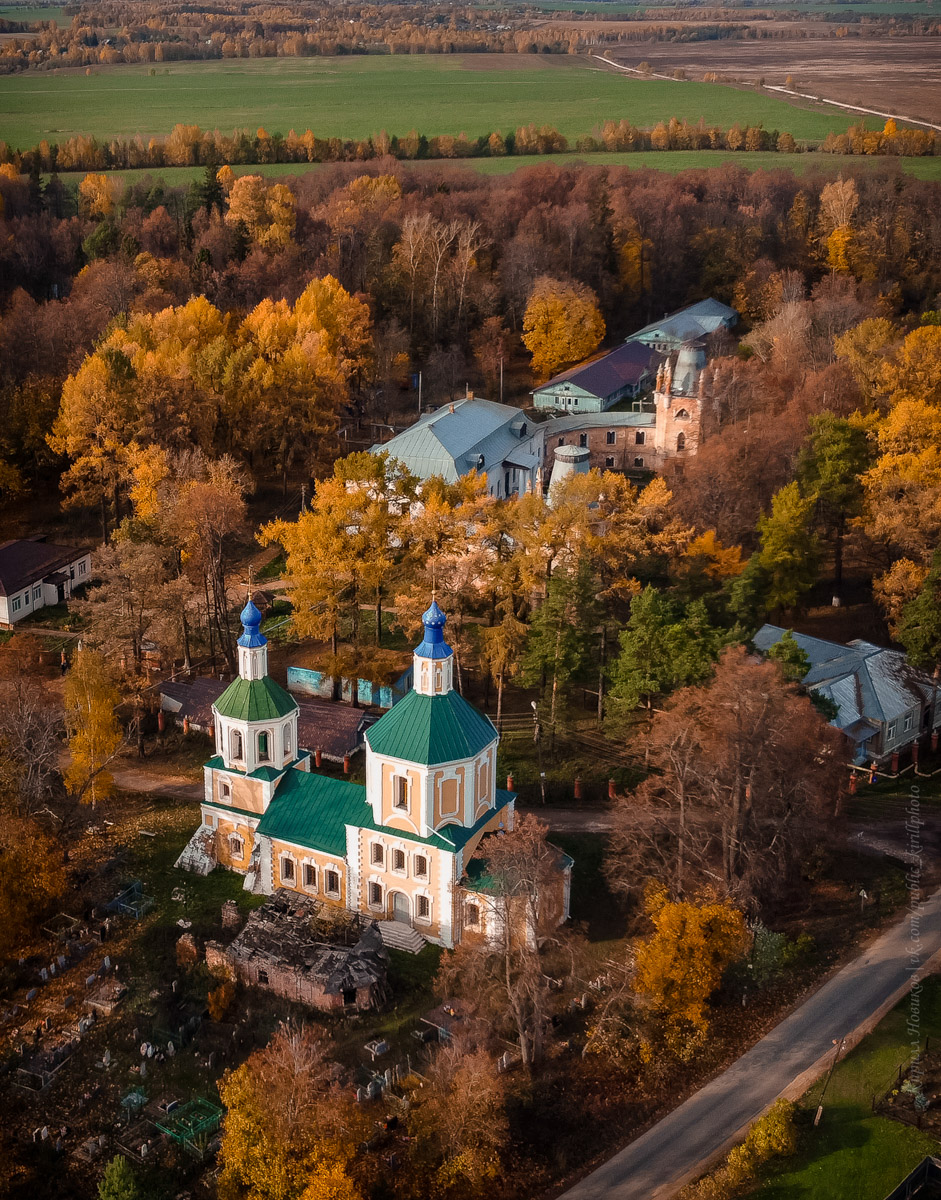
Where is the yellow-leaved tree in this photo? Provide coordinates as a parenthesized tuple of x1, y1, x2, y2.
(64, 649, 123, 807)
(0, 814, 65, 963)
(218, 1023, 368, 1200)
(633, 888, 748, 1059)
(522, 275, 605, 381)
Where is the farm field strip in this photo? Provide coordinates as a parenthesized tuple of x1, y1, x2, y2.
(52, 150, 941, 187)
(0, 54, 885, 150)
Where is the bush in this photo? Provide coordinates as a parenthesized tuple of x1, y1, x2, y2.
(682, 1100, 796, 1199)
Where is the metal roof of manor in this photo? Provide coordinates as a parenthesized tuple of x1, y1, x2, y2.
(369, 398, 533, 483)
(536, 340, 658, 399)
(753, 625, 936, 731)
(0, 538, 90, 597)
(627, 298, 738, 345)
(364, 687, 498, 766)
(257, 768, 514, 857)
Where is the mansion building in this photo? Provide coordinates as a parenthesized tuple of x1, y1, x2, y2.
(177, 598, 571, 948)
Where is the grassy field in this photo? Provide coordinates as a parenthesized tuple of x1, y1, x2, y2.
(486, 0, 941, 11)
(0, 4, 66, 22)
(52, 150, 941, 189)
(0, 54, 886, 151)
(750, 975, 941, 1199)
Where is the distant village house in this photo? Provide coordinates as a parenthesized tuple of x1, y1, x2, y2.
(0, 538, 92, 628)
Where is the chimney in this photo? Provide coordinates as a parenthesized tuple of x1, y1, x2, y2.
(449, 403, 455, 414)
(467, 390, 474, 402)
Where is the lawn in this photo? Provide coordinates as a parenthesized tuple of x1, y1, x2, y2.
(0, 54, 886, 151)
(750, 975, 941, 1199)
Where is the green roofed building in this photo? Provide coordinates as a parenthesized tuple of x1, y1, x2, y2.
(176, 597, 572, 950)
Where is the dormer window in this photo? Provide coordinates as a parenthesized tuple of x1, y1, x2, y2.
(519, 422, 527, 438)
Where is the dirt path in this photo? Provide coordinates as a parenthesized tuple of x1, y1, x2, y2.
(592, 53, 941, 134)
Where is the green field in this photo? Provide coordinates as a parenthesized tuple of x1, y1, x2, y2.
(479, 0, 941, 11)
(52, 150, 941, 189)
(0, 55, 884, 151)
(751, 976, 941, 1199)
(0, 5, 66, 23)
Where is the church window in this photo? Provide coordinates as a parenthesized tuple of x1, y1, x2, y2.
(414, 855, 428, 879)
(325, 869, 340, 896)
(258, 731, 270, 762)
(676, 432, 686, 452)
(633, 457, 644, 468)
(579, 433, 588, 448)
(303, 863, 317, 889)
(465, 903, 480, 929)
(371, 842, 385, 867)
(675, 409, 690, 420)
(635, 431, 645, 445)
(606, 431, 616, 445)
(393, 776, 408, 810)
(392, 848, 406, 873)
(283, 724, 292, 756)
(219, 780, 231, 800)
(230, 729, 243, 760)
(416, 895, 431, 921)
(228, 834, 243, 857)
(477, 761, 490, 803)
(280, 856, 295, 883)
(368, 881, 383, 908)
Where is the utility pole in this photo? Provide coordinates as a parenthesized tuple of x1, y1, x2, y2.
(532, 700, 546, 804)
(499, 355, 504, 403)
(418, 370, 422, 416)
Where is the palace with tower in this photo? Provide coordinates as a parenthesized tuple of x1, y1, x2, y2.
(177, 597, 571, 949)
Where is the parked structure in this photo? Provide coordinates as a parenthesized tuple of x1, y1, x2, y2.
(177, 597, 571, 948)
(0, 538, 92, 627)
(369, 396, 544, 498)
(754, 626, 941, 765)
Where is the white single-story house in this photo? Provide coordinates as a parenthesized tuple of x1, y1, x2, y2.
(0, 538, 93, 627)
(753, 625, 941, 765)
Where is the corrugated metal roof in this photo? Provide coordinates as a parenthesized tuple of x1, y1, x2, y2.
(543, 411, 654, 434)
(256, 768, 514, 856)
(364, 688, 497, 766)
(213, 676, 297, 721)
(627, 298, 738, 346)
(536, 341, 658, 401)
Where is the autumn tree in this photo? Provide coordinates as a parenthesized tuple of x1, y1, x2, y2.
(438, 814, 575, 1071)
(63, 649, 123, 807)
(522, 275, 605, 381)
(607, 646, 846, 905)
(897, 549, 941, 674)
(97, 1156, 141, 1200)
(0, 813, 65, 962)
(218, 1023, 369, 1200)
(633, 888, 748, 1058)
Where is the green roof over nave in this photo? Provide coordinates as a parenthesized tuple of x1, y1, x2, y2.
(364, 688, 497, 766)
(212, 675, 297, 722)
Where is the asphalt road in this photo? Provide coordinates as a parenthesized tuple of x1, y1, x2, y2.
(560, 887, 941, 1200)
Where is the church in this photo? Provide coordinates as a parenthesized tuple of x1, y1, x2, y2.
(177, 597, 571, 949)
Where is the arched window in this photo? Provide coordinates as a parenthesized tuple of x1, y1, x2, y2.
(283, 724, 292, 756)
(219, 780, 232, 801)
(230, 729, 243, 760)
(676, 432, 687, 452)
(258, 731, 270, 761)
(280, 856, 295, 883)
(675, 408, 690, 420)
(228, 833, 243, 858)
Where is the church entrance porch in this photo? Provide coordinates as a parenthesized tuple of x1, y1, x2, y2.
(390, 891, 411, 925)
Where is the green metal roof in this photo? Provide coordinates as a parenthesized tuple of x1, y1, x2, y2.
(364, 689, 497, 766)
(204, 753, 308, 782)
(212, 676, 297, 722)
(255, 768, 514, 858)
(463, 847, 574, 893)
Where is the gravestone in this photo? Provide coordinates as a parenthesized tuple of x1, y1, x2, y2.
(222, 900, 241, 931)
(63, 996, 74, 1009)
(57, 956, 67, 969)
(356, 1087, 367, 1103)
(102, 1049, 111, 1067)
(39, 969, 48, 983)
(26, 988, 38, 1003)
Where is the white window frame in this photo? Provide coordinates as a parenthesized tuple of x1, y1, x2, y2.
(635, 430, 645, 446)
(283, 723, 292, 756)
(32, 585, 41, 601)
(302, 862, 318, 891)
(78, 560, 87, 575)
(11, 596, 20, 613)
(391, 847, 407, 876)
(904, 713, 914, 733)
(367, 880, 384, 910)
(887, 720, 898, 742)
(413, 854, 429, 881)
(465, 901, 481, 929)
(219, 779, 232, 800)
(228, 833, 244, 858)
(415, 893, 432, 925)
(324, 865, 341, 897)
(370, 841, 385, 868)
(280, 854, 296, 884)
(393, 775, 409, 811)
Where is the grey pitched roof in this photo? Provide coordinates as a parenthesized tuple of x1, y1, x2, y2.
(0, 538, 91, 597)
(543, 411, 655, 435)
(535, 341, 658, 400)
(369, 399, 534, 483)
(753, 625, 935, 731)
(627, 298, 738, 346)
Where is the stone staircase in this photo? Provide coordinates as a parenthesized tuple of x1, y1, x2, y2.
(376, 920, 427, 955)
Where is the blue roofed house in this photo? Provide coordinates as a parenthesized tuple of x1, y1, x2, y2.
(627, 298, 738, 353)
(369, 396, 545, 499)
(753, 625, 941, 766)
(177, 597, 572, 951)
